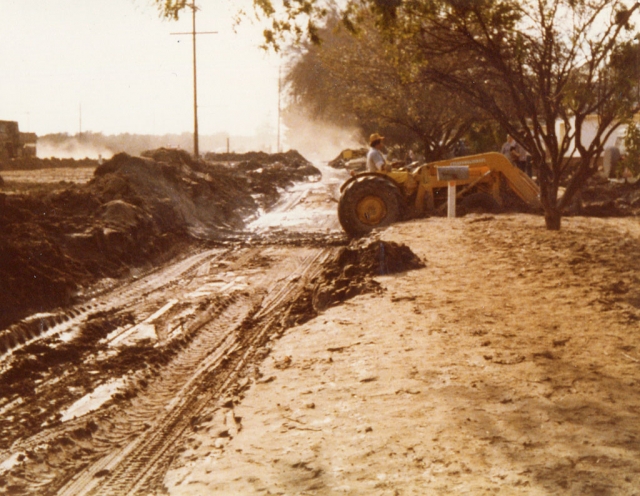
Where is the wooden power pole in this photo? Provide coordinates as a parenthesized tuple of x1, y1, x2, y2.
(171, 2, 216, 158)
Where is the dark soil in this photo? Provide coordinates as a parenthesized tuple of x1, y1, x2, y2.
(205, 150, 321, 210)
(286, 239, 425, 325)
(571, 176, 640, 216)
(0, 149, 320, 329)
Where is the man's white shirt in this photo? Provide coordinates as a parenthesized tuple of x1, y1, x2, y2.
(366, 147, 386, 172)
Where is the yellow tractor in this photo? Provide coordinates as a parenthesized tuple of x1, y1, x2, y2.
(338, 152, 541, 237)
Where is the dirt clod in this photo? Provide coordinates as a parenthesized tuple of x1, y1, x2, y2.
(285, 239, 424, 325)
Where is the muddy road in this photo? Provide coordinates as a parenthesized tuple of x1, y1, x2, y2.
(3, 154, 640, 495)
(0, 163, 348, 496)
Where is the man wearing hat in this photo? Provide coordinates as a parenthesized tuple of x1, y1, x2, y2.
(366, 133, 388, 172)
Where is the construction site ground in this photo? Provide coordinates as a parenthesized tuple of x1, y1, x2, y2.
(1, 154, 640, 495)
(165, 214, 640, 496)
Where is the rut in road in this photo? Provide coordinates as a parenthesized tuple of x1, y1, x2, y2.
(0, 242, 334, 496)
(56, 247, 332, 496)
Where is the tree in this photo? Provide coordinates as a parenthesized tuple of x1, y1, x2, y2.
(348, 0, 640, 229)
(285, 11, 479, 159)
(623, 121, 640, 175)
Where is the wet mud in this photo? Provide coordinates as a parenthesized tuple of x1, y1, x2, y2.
(286, 239, 425, 326)
(0, 149, 320, 329)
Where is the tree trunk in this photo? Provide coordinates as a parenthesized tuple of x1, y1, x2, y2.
(544, 207, 562, 230)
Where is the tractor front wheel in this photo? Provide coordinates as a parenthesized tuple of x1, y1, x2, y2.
(338, 176, 402, 237)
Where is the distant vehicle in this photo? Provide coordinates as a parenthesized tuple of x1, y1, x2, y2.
(0, 120, 37, 161)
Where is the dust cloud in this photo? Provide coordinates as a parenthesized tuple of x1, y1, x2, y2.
(284, 108, 363, 163)
(37, 138, 114, 160)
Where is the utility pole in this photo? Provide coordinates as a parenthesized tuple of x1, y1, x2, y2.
(171, 2, 216, 158)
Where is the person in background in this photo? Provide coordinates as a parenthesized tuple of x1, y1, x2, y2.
(405, 149, 416, 164)
(453, 139, 470, 157)
(523, 151, 533, 177)
(501, 134, 527, 172)
(602, 145, 622, 178)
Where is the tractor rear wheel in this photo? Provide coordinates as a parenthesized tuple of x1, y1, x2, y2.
(338, 176, 402, 237)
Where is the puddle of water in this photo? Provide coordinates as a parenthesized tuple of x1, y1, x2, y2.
(108, 300, 177, 346)
(60, 377, 127, 422)
(248, 163, 346, 232)
(0, 452, 26, 474)
(186, 282, 228, 298)
(108, 323, 158, 346)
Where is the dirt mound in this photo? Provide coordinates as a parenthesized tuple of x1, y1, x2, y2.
(327, 238, 426, 277)
(92, 152, 257, 233)
(204, 150, 310, 166)
(0, 149, 318, 329)
(0, 182, 186, 330)
(205, 150, 321, 210)
(140, 147, 195, 166)
(571, 176, 640, 216)
(285, 239, 425, 325)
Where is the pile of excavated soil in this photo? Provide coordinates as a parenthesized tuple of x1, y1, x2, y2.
(205, 150, 322, 210)
(204, 150, 311, 167)
(92, 152, 258, 233)
(0, 149, 319, 329)
(572, 176, 640, 216)
(285, 239, 425, 326)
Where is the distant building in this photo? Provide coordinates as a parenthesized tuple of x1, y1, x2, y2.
(0, 120, 37, 160)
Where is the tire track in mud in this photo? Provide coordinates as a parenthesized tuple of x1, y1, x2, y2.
(0, 243, 334, 496)
(0, 248, 227, 360)
(0, 166, 346, 494)
(55, 247, 331, 496)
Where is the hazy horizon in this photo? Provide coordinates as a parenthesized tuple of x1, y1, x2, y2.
(1, 0, 282, 142)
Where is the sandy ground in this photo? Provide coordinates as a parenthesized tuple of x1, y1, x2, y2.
(164, 214, 640, 496)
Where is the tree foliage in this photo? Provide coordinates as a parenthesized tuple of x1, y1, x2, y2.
(286, 11, 479, 159)
(624, 121, 640, 175)
(153, 0, 328, 49)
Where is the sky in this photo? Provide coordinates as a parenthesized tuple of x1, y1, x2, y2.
(1, 0, 282, 137)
